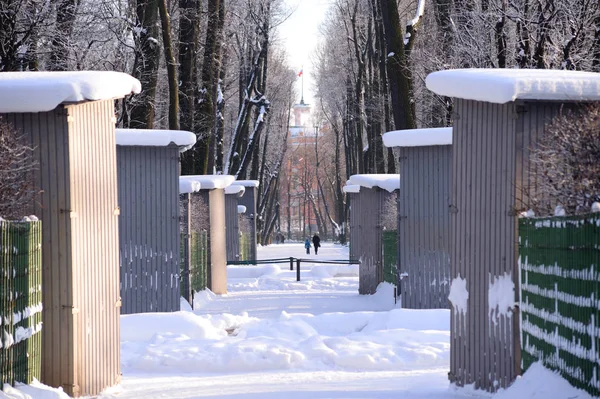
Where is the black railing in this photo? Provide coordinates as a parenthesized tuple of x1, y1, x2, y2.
(227, 257, 361, 281)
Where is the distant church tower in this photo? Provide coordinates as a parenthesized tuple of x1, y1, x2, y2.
(292, 101, 311, 127)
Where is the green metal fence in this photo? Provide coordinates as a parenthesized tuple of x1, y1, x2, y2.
(383, 230, 398, 286)
(180, 230, 208, 302)
(0, 220, 43, 388)
(239, 232, 252, 262)
(519, 213, 600, 397)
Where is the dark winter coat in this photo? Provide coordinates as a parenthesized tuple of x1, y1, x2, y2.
(312, 235, 321, 248)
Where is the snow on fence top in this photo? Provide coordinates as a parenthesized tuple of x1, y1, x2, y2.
(237, 205, 247, 214)
(0, 71, 141, 113)
(180, 175, 236, 190)
(179, 179, 201, 194)
(383, 127, 452, 147)
(347, 174, 400, 193)
(343, 185, 361, 194)
(225, 184, 246, 196)
(235, 180, 260, 188)
(425, 68, 600, 104)
(116, 129, 196, 152)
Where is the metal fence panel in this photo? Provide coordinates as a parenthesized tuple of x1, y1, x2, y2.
(382, 230, 397, 286)
(239, 232, 252, 262)
(190, 231, 208, 294)
(519, 213, 600, 397)
(0, 221, 42, 388)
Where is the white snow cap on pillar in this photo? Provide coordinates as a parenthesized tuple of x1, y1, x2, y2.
(235, 180, 260, 188)
(225, 184, 246, 196)
(343, 185, 361, 194)
(383, 127, 452, 147)
(0, 71, 141, 113)
(426, 68, 600, 104)
(237, 205, 247, 214)
(180, 175, 236, 189)
(116, 129, 196, 152)
(179, 178, 201, 194)
(347, 174, 400, 193)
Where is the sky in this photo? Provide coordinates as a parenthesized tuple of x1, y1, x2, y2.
(277, 0, 332, 106)
(4, 243, 595, 399)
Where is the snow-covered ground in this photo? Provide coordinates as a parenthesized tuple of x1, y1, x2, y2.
(2, 243, 595, 398)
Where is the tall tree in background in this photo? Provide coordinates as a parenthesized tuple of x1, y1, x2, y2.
(158, 0, 179, 130)
(379, 0, 420, 131)
(127, 0, 161, 129)
(194, 0, 224, 174)
(178, 0, 201, 174)
(225, 0, 273, 179)
(49, 0, 79, 71)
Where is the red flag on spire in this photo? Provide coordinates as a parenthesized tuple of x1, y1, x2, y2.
(298, 69, 303, 77)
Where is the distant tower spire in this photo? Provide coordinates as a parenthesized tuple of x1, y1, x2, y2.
(298, 66, 305, 105)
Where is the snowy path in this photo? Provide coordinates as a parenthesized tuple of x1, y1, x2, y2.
(98, 242, 472, 399)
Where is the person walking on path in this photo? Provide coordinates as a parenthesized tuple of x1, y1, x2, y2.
(312, 234, 321, 255)
(304, 238, 311, 254)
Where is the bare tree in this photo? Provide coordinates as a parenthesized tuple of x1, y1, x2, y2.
(49, 0, 80, 71)
(0, 119, 38, 220)
(0, 0, 49, 71)
(529, 104, 600, 215)
(224, 0, 274, 179)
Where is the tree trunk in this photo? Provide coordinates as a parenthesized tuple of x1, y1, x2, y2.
(533, 0, 556, 69)
(515, 0, 531, 68)
(379, 0, 416, 132)
(195, 0, 222, 174)
(129, 0, 161, 129)
(349, 2, 366, 173)
(215, 0, 227, 173)
(158, 0, 179, 130)
(593, 12, 600, 72)
(495, 1, 507, 68)
(178, 0, 201, 174)
(380, 0, 416, 130)
(49, 0, 79, 71)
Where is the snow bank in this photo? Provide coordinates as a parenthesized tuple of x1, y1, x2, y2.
(115, 129, 196, 152)
(225, 184, 245, 196)
(227, 265, 282, 279)
(494, 362, 596, 399)
(342, 185, 360, 194)
(309, 264, 359, 278)
(426, 68, 600, 104)
(448, 275, 468, 315)
(121, 311, 238, 342)
(383, 127, 452, 147)
(347, 174, 400, 193)
(0, 71, 141, 113)
(179, 178, 201, 194)
(120, 299, 450, 375)
(1, 379, 71, 399)
(180, 175, 235, 189)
